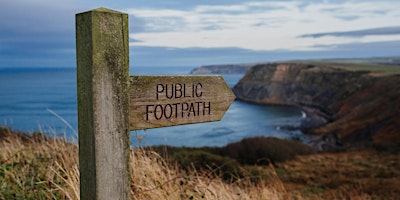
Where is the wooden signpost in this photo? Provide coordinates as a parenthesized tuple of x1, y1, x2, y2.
(76, 8, 235, 200)
(130, 76, 235, 130)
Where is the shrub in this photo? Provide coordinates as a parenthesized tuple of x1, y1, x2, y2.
(221, 137, 314, 165)
(170, 149, 243, 181)
(149, 137, 315, 181)
(365, 142, 400, 153)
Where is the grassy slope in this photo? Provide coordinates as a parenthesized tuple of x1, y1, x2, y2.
(2, 127, 400, 199)
(310, 62, 400, 76)
(276, 150, 400, 199)
(294, 57, 400, 77)
(0, 127, 286, 199)
(0, 127, 79, 199)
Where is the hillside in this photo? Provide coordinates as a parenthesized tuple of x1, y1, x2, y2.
(2, 127, 399, 199)
(233, 62, 400, 150)
(0, 127, 285, 199)
(190, 63, 254, 74)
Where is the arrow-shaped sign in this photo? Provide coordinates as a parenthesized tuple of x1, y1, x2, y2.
(129, 75, 235, 130)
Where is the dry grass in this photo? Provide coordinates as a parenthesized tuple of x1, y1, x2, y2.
(0, 127, 79, 199)
(2, 126, 398, 199)
(276, 150, 400, 199)
(0, 127, 288, 199)
(130, 148, 288, 199)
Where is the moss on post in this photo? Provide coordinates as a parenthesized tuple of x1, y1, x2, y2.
(76, 8, 130, 200)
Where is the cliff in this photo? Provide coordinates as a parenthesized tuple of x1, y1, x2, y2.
(233, 63, 400, 148)
(190, 64, 254, 74)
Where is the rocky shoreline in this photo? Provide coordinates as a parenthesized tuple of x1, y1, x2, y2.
(232, 98, 340, 151)
(278, 106, 342, 151)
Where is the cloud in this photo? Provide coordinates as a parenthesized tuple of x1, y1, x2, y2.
(127, 1, 400, 52)
(131, 39, 400, 67)
(301, 26, 400, 38)
(194, 4, 248, 13)
(1, 0, 400, 68)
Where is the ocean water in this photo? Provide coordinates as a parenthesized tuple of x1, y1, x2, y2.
(0, 66, 306, 147)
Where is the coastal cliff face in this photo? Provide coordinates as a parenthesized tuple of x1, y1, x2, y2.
(233, 63, 400, 146)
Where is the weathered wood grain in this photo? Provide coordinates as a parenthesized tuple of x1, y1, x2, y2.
(76, 8, 130, 200)
(130, 76, 236, 130)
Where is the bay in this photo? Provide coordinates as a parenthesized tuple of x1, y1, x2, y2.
(0, 66, 307, 147)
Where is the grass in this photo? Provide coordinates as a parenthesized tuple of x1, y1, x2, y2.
(276, 150, 400, 199)
(295, 60, 400, 76)
(0, 127, 79, 199)
(325, 62, 400, 77)
(1, 126, 399, 199)
(0, 127, 286, 199)
(129, 147, 287, 199)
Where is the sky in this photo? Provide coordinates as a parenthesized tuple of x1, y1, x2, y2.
(0, 0, 399, 68)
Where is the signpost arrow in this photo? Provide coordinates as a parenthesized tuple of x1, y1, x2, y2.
(130, 75, 236, 130)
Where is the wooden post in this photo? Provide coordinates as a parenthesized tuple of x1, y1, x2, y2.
(76, 8, 130, 200)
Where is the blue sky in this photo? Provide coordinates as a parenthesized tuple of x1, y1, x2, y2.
(0, 0, 399, 68)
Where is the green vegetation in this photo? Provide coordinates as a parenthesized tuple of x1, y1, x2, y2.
(0, 127, 78, 199)
(221, 137, 315, 164)
(294, 57, 400, 76)
(324, 62, 400, 76)
(149, 137, 314, 182)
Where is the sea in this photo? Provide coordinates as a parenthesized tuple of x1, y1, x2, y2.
(0, 66, 308, 147)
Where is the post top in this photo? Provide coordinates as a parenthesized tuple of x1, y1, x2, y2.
(76, 7, 127, 16)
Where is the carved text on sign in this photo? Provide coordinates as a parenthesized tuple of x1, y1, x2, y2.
(130, 76, 235, 130)
(146, 83, 210, 120)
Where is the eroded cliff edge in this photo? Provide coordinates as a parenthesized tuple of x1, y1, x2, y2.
(233, 63, 400, 150)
